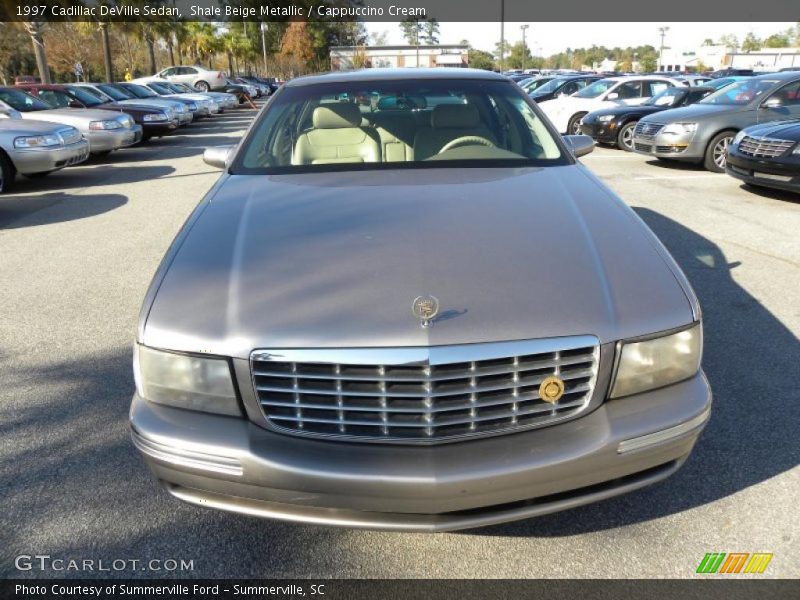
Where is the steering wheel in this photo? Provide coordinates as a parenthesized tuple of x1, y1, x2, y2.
(438, 136, 496, 154)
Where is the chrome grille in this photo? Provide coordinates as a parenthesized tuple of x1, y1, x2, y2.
(252, 337, 600, 444)
(738, 135, 794, 158)
(57, 127, 82, 145)
(634, 122, 664, 137)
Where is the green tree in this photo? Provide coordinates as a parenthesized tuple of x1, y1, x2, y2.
(741, 32, 761, 52)
(505, 41, 532, 69)
(468, 48, 495, 70)
(763, 33, 790, 48)
(399, 17, 423, 46)
(718, 34, 739, 50)
(422, 19, 440, 45)
(640, 55, 657, 72)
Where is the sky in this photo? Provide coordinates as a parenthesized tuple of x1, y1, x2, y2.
(365, 22, 797, 55)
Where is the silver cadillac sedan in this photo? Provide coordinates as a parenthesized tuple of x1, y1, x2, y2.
(131, 69, 711, 531)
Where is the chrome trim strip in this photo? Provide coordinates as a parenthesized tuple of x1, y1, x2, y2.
(617, 407, 711, 454)
(131, 428, 243, 476)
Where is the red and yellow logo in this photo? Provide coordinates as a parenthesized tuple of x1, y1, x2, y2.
(696, 553, 773, 574)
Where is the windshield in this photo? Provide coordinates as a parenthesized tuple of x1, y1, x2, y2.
(98, 84, 133, 100)
(0, 88, 52, 111)
(65, 86, 105, 106)
(574, 78, 616, 98)
(147, 82, 172, 95)
(533, 78, 571, 94)
(78, 86, 114, 102)
(700, 79, 777, 105)
(235, 79, 566, 174)
(520, 77, 553, 92)
(122, 84, 158, 98)
(165, 83, 189, 93)
(644, 87, 686, 106)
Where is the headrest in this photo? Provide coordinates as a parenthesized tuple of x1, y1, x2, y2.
(431, 104, 479, 129)
(313, 103, 362, 129)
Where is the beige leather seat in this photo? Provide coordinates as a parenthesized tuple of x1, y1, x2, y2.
(412, 104, 496, 161)
(292, 104, 381, 165)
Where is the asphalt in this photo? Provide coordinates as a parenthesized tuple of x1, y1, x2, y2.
(1, 103, 798, 579)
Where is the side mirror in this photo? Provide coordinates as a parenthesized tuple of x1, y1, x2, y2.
(203, 145, 234, 169)
(761, 97, 782, 109)
(606, 92, 619, 101)
(563, 134, 595, 158)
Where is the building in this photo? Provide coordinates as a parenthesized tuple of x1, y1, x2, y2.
(330, 45, 469, 70)
(658, 45, 730, 72)
(727, 48, 800, 69)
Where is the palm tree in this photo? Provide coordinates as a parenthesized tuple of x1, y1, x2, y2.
(134, 22, 158, 74)
(153, 21, 176, 66)
(24, 21, 51, 83)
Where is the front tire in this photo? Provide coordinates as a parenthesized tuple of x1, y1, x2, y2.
(0, 151, 15, 194)
(704, 131, 736, 173)
(195, 80, 210, 92)
(616, 121, 637, 151)
(567, 113, 587, 136)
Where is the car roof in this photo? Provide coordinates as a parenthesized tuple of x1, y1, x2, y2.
(751, 71, 800, 81)
(285, 68, 508, 88)
(13, 83, 70, 90)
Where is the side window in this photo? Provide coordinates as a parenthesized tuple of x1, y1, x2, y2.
(769, 81, 800, 106)
(575, 79, 592, 90)
(161, 68, 175, 77)
(647, 81, 670, 96)
(38, 90, 70, 108)
(615, 81, 641, 99)
(181, 67, 198, 75)
(686, 90, 711, 104)
(561, 81, 580, 95)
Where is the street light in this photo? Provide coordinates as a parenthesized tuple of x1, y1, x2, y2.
(260, 22, 268, 75)
(520, 24, 529, 71)
(658, 26, 670, 71)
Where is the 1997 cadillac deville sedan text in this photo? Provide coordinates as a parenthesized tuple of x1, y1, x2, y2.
(130, 69, 711, 531)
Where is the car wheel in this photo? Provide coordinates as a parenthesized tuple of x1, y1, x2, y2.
(616, 121, 637, 152)
(704, 131, 735, 173)
(567, 113, 587, 135)
(195, 80, 210, 92)
(0, 151, 15, 193)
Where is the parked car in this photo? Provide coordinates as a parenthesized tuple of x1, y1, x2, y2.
(539, 76, 683, 134)
(229, 78, 258, 98)
(519, 76, 556, 95)
(153, 65, 228, 92)
(130, 68, 709, 532)
(113, 82, 201, 120)
(237, 76, 272, 97)
(581, 86, 714, 151)
(220, 79, 254, 104)
(0, 114, 89, 193)
(632, 72, 800, 172)
(675, 75, 712, 87)
(725, 120, 800, 193)
(74, 83, 193, 126)
(138, 81, 220, 117)
(15, 84, 179, 142)
(528, 75, 604, 103)
(14, 75, 40, 85)
(165, 82, 238, 110)
(705, 76, 750, 91)
(710, 68, 754, 78)
(0, 86, 141, 156)
(234, 77, 265, 98)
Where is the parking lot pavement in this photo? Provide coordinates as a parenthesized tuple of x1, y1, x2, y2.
(1, 115, 798, 578)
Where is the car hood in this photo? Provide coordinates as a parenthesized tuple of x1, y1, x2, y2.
(0, 118, 70, 135)
(142, 167, 694, 357)
(740, 119, 800, 139)
(117, 98, 181, 111)
(642, 102, 741, 123)
(20, 107, 126, 125)
(585, 105, 665, 119)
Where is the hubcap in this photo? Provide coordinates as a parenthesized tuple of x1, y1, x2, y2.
(571, 119, 581, 134)
(622, 126, 634, 149)
(714, 137, 732, 169)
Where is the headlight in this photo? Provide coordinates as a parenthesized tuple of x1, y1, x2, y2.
(597, 114, 615, 122)
(733, 130, 747, 145)
(134, 345, 241, 416)
(174, 104, 186, 113)
(89, 119, 122, 130)
(610, 323, 702, 398)
(143, 112, 168, 122)
(14, 134, 61, 148)
(186, 102, 198, 111)
(662, 122, 698, 135)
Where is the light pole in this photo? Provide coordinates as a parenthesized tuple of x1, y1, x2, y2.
(520, 24, 529, 71)
(499, 0, 505, 72)
(658, 26, 669, 71)
(261, 22, 268, 76)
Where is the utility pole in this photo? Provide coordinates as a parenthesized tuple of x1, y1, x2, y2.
(520, 24, 529, 71)
(499, 0, 505, 72)
(260, 22, 268, 76)
(658, 26, 669, 71)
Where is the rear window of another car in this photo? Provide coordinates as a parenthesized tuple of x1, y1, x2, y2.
(235, 79, 567, 174)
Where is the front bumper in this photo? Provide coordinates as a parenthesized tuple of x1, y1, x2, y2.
(725, 149, 800, 193)
(141, 119, 180, 137)
(12, 139, 90, 174)
(632, 131, 704, 161)
(580, 120, 618, 144)
(130, 372, 712, 532)
(87, 125, 143, 153)
(177, 112, 193, 125)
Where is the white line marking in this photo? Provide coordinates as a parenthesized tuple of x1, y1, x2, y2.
(633, 174, 724, 180)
